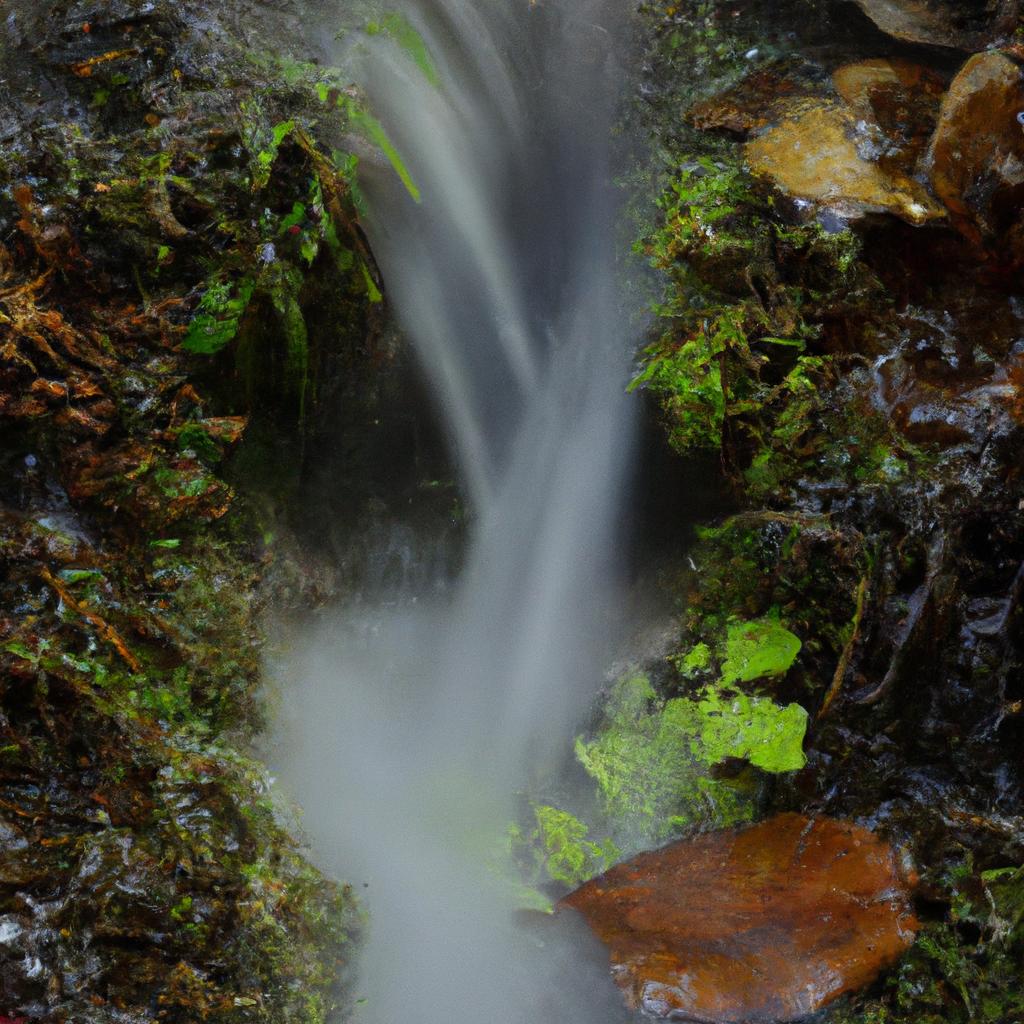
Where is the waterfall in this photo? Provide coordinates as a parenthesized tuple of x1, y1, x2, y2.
(272, 2, 638, 1019)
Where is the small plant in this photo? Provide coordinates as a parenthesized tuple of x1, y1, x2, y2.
(529, 805, 620, 886)
(631, 157, 863, 496)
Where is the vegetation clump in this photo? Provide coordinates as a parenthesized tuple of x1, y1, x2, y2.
(0, 2, 424, 1018)
(633, 3, 1024, 1022)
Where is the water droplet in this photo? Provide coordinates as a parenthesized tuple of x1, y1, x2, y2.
(24, 454, 37, 468)
(1017, 111, 1024, 126)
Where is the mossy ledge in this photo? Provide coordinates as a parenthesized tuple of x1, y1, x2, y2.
(0, 2, 387, 1019)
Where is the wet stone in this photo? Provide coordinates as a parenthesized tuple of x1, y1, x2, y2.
(832, 59, 946, 174)
(926, 50, 1024, 255)
(852, 0, 1016, 51)
(744, 102, 945, 225)
(561, 813, 918, 1023)
(689, 61, 826, 137)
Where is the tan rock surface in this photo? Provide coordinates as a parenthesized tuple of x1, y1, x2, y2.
(744, 104, 945, 224)
(832, 59, 945, 172)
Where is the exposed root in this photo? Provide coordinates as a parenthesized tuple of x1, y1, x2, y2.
(39, 567, 142, 675)
(818, 574, 869, 720)
(857, 532, 948, 706)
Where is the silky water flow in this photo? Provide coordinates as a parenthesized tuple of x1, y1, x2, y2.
(271, 2, 640, 1020)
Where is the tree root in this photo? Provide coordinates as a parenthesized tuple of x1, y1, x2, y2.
(857, 532, 948, 706)
(818, 574, 869, 720)
(39, 568, 142, 675)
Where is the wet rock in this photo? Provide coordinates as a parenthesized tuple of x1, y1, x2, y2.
(832, 59, 946, 174)
(851, 0, 1020, 51)
(745, 103, 945, 225)
(690, 61, 826, 137)
(926, 50, 1024, 256)
(562, 813, 918, 1023)
(873, 310, 1024, 449)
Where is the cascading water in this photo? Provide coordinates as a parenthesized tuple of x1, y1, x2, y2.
(271, 2, 639, 1019)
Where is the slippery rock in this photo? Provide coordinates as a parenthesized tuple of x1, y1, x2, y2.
(926, 50, 1024, 254)
(852, 0, 1019, 50)
(745, 103, 945, 225)
(689, 61, 826, 136)
(832, 59, 946, 173)
(562, 813, 918, 1023)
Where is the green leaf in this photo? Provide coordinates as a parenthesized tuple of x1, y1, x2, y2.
(759, 336, 806, 348)
(59, 569, 103, 585)
(343, 98, 421, 203)
(183, 277, 255, 355)
(300, 236, 319, 266)
(280, 202, 306, 233)
(4, 641, 39, 663)
(360, 260, 383, 303)
(371, 13, 440, 87)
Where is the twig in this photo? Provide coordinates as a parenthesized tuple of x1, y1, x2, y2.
(818, 575, 868, 720)
(39, 568, 142, 674)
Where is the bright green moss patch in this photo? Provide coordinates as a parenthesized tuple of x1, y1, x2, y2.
(530, 805, 620, 886)
(691, 687, 807, 773)
(499, 805, 619, 907)
(679, 641, 712, 676)
(183, 276, 256, 355)
(719, 614, 802, 686)
(573, 666, 806, 849)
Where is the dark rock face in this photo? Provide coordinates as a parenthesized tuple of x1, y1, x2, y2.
(563, 814, 918, 1023)
(851, 0, 1021, 50)
(0, 0, 376, 1020)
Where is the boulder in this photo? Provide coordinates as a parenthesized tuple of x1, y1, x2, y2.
(562, 813, 918, 1023)
(926, 50, 1024, 254)
(744, 103, 945, 225)
(832, 59, 946, 174)
(851, 0, 1020, 50)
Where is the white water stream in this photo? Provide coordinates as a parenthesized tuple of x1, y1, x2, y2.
(273, 2, 639, 1019)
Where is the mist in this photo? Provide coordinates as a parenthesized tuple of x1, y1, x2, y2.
(269, 2, 640, 1020)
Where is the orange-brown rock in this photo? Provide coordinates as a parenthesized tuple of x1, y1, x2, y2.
(926, 51, 1024, 253)
(562, 813, 918, 1023)
(832, 59, 945, 173)
(745, 104, 945, 225)
(689, 61, 824, 136)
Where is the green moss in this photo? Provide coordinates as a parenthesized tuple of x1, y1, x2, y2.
(570, 602, 806, 845)
(530, 805, 620, 886)
(183, 276, 256, 355)
(679, 641, 712, 676)
(830, 860, 1024, 1024)
(574, 671, 803, 849)
(690, 686, 807, 773)
(719, 613, 801, 686)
